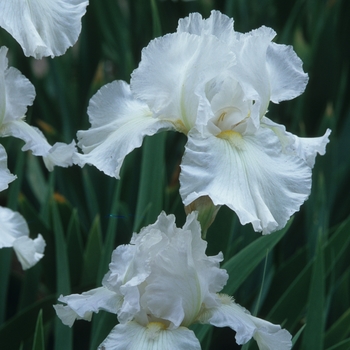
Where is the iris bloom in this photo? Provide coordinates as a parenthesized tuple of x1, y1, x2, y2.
(55, 212, 292, 350)
(75, 11, 330, 235)
(0, 46, 76, 170)
(0, 0, 88, 59)
(0, 206, 45, 270)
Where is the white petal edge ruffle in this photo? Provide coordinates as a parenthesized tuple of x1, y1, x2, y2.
(13, 234, 45, 270)
(200, 294, 292, 350)
(0, 46, 36, 126)
(54, 287, 123, 327)
(0, 144, 16, 191)
(2, 119, 76, 171)
(177, 10, 235, 45)
(98, 321, 201, 350)
(75, 80, 173, 178)
(266, 42, 308, 104)
(180, 127, 312, 234)
(0, 206, 45, 270)
(0, 0, 88, 59)
(262, 117, 331, 168)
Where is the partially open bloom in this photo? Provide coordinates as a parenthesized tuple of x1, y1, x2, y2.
(0, 0, 88, 59)
(0, 206, 45, 270)
(0, 46, 76, 170)
(54, 212, 292, 349)
(75, 11, 330, 234)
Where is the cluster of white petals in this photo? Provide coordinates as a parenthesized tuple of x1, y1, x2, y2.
(0, 0, 89, 59)
(55, 212, 292, 350)
(0, 46, 76, 171)
(0, 206, 45, 270)
(75, 10, 330, 234)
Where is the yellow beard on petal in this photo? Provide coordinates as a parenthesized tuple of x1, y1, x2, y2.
(216, 129, 245, 150)
(146, 322, 167, 340)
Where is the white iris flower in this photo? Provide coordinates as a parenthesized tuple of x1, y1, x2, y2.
(0, 0, 88, 59)
(0, 46, 76, 170)
(75, 10, 330, 234)
(54, 212, 292, 350)
(0, 206, 45, 270)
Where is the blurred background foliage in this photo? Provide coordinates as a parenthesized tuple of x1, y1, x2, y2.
(0, 0, 349, 349)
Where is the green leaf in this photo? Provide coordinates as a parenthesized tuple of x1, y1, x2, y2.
(222, 219, 292, 295)
(301, 237, 325, 350)
(150, 0, 162, 37)
(32, 310, 44, 350)
(26, 154, 48, 205)
(267, 260, 312, 331)
(133, 133, 166, 231)
(66, 209, 84, 288)
(51, 199, 72, 350)
(81, 215, 103, 287)
(325, 308, 350, 348)
(326, 338, 350, 350)
(96, 180, 122, 282)
(0, 295, 56, 349)
(292, 324, 306, 348)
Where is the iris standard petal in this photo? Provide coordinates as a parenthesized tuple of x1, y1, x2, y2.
(0, 144, 16, 191)
(131, 32, 235, 132)
(180, 127, 312, 234)
(76, 80, 173, 178)
(141, 244, 202, 328)
(266, 42, 309, 103)
(231, 26, 277, 118)
(177, 10, 235, 45)
(0, 0, 88, 59)
(54, 287, 122, 327)
(98, 321, 201, 350)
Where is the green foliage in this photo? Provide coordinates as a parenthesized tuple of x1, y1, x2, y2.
(1, 0, 349, 349)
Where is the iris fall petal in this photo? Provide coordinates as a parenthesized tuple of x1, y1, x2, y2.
(76, 80, 173, 178)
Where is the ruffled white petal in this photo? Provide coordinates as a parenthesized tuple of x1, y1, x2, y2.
(54, 287, 122, 327)
(0, 46, 36, 126)
(262, 117, 331, 167)
(251, 317, 293, 350)
(130, 32, 235, 131)
(2, 119, 76, 171)
(0, 0, 88, 59)
(0, 206, 29, 246)
(230, 26, 276, 118)
(42, 141, 77, 171)
(0, 206, 45, 269)
(177, 10, 235, 45)
(200, 294, 292, 350)
(141, 242, 203, 328)
(98, 321, 201, 350)
(180, 127, 312, 234)
(0, 144, 16, 191)
(13, 234, 45, 270)
(75, 80, 173, 178)
(266, 42, 308, 103)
